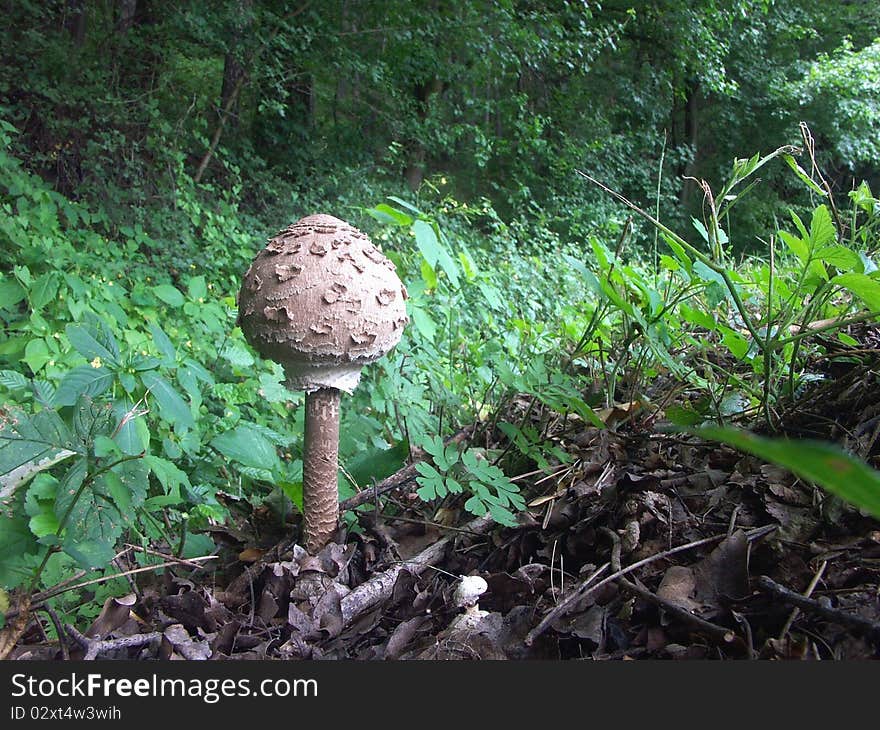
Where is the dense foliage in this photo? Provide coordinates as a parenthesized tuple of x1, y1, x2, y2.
(1, 1, 878, 627)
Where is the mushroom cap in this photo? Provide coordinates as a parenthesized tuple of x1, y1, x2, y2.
(237, 214, 409, 393)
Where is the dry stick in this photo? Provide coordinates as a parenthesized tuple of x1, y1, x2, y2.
(124, 543, 209, 570)
(340, 515, 493, 625)
(3, 557, 218, 622)
(525, 526, 776, 646)
(756, 575, 880, 640)
(778, 561, 827, 641)
(64, 624, 162, 661)
(44, 608, 69, 661)
(599, 527, 737, 646)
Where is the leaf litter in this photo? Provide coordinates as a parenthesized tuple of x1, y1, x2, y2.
(6, 342, 880, 661)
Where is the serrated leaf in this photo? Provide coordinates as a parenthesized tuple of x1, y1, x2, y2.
(0, 370, 28, 391)
(141, 372, 194, 429)
(0, 408, 77, 503)
(219, 341, 254, 368)
(63, 539, 117, 571)
(814, 245, 861, 272)
(65, 321, 119, 366)
(832, 273, 880, 311)
(31, 379, 56, 407)
(809, 205, 836, 248)
(54, 366, 113, 406)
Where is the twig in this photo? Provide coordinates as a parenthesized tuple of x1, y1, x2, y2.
(64, 624, 162, 660)
(4, 557, 217, 620)
(600, 527, 737, 646)
(525, 526, 776, 646)
(779, 561, 827, 641)
(377, 513, 490, 537)
(124, 542, 212, 570)
(43, 608, 69, 661)
(756, 575, 880, 640)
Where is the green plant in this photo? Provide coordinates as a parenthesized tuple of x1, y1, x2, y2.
(414, 436, 525, 527)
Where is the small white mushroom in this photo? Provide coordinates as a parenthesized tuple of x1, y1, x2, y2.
(453, 575, 489, 611)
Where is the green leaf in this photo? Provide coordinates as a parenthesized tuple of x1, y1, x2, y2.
(809, 205, 836, 248)
(144, 455, 190, 499)
(696, 427, 880, 519)
(64, 539, 117, 571)
(368, 204, 413, 227)
(346, 440, 409, 488)
(23, 338, 50, 374)
(186, 275, 207, 301)
(152, 284, 185, 307)
(410, 304, 437, 341)
(147, 321, 176, 365)
(141, 372, 194, 429)
(54, 366, 113, 406)
(0, 370, 28, 391)
(665, 405, 706, 426)
(386, 196, 423, 215)
(0, 408, 76, 503)
(65, 320, 120, 366)
(219, 341, 254, 368)
(815, 245, 861, 272)
(721, 328, 750, 360)
(0, 279, 26, 310)
(464, 495, 487, 516)
(211, 423, 282, 474)
(782, 154, 827, 196)
(28, 272, 60, 312)
(413, 220, 460, 289)
(680, 304, 716, 331)
(832, 273, 880, 311)
(778, 230, 808, 264)
(0, 512, 39, 586)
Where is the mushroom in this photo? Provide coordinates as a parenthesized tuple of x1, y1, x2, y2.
(237, 214, 409, 553)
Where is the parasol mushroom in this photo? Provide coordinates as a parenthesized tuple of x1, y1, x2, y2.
(237, 214, 409, 553)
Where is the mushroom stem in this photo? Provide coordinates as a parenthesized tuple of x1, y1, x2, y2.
(302, 387, 341, 553)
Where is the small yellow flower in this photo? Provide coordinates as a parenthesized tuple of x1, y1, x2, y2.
(90, 357, 102, 368)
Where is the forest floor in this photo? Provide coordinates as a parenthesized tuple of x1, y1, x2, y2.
(9, 331, 880, 661)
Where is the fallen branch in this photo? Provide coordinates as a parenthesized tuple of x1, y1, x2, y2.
(756, 575, 880, 640)
(599, 527, 737, 646)
(340, 515, 493, 625)
(64, 624, 162, 660)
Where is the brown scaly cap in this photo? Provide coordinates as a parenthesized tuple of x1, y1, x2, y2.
(237, 214, 409, 392)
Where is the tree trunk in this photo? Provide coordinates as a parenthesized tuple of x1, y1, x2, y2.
(404, 77, 444, 191)
(678, 79, 700, 205)
(64, 0, 87, 47)
(115, 0, 138, 34)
